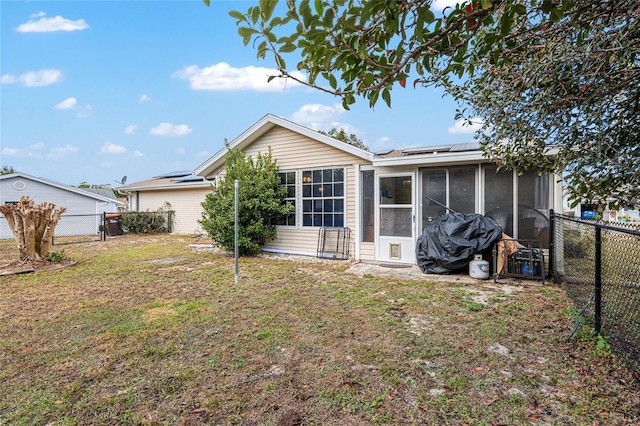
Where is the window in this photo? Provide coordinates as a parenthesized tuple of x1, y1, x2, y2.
(420, 166, 476, 229)
(302, 168, 345, 227)
(361, 170, 374, 242)
(277, 171, 296, 226)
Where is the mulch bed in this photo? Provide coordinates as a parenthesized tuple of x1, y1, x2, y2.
(0, 259, 76, 276)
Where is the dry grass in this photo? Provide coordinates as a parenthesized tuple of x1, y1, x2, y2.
(0, 234, 639, 425)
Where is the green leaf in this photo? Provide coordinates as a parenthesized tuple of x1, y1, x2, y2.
(203, 0, 210, 7)
(279, 43, 298, 53)
(329, 73, 337, 89)
(275, 54, 287, 70)
(381, 87, 391, 107)
(259, 0, 278, 22)
(251, 6, 261, 24)
(238, 27, 258, 45)
(314, 0, 323, 16)
(513, 4, 526, 15)
(257, 40, 268, 58)
(267, 75, 277, 82)
(550, 7, 564, 22)
(228, 10, 247, 22)
(323, 7, 334, 27)
(480, 0, 493, 10)
(500, 13, 514, 36)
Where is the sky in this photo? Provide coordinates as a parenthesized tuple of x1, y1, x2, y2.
(0, 0, 479, 187)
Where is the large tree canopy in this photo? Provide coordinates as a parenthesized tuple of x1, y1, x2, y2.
(205, 0, 639, 208)
(318, 127, 369, 150)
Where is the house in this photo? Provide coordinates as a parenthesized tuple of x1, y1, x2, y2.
(116, 171, 214, 235)
(120, 114, 564, 264)
(0, 172, 123, 238)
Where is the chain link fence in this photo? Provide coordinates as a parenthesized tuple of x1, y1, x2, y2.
(551, 212, 640, 378)
(1, 211, 174, 263)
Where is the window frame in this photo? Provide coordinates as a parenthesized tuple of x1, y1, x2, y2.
(277, 170, 297, 228)
(301, 167, 346, 228)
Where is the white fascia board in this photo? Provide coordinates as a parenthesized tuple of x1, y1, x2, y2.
(373, 151, 488, 167)
(373, 145, 560, 168)
(118, 182, 212, 192)
(1, 172, 121, 204)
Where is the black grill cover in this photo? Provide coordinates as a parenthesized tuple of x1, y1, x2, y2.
(416, 212, 502, 274)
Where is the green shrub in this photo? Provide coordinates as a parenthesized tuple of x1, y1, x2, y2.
(563, 230, 591, 258)
(121, 205, 171, 234)
(46, 250, 65, 263)
(199, 145, 293, 256)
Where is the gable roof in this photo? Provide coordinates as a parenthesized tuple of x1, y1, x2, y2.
(82, 187, 120, 201)
(0, 172, 123, 204)
(194, 113, 374, 177)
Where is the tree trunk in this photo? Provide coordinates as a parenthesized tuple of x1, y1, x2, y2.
(0, 196, 67, 262)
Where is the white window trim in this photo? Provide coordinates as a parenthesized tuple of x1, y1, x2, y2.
(300, 166, 347, 229)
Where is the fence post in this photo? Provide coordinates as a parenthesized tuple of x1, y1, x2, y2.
(549, 209, 555, 281)
(594, 225, 602, 334)
(168, 211, 173, 233)
(102, 212, 106, 241)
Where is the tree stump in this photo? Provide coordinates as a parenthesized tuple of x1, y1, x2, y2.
(0, 196, 66, 262)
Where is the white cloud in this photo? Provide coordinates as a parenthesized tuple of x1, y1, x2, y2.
(124, 124, 138, 135)
(101, 142, 127, 154)
(1, 74, 16, 84)
(150, 122, 192, 137)
(54, 97, 77, 110)
(2, 143, 47, 158)
(432, 0, 467, 11)
(76, 105, 93, 118)
(174, 62, 305, 92)
(448, 117, 484, 134)
(30, 12, 46, 18)
(371, 136, 394, 151)
(1, 69, 63, 87)
(139, 94, 151, 103)
(291, 103, 346, 129)
(328, 121, 362, 135)
(28, 142, 46, 150)
(16, 15, 89, 33)
(47, 144, 78, 160)
(133, 150, 144, 157)
(174, 147, 186, 155)
(196, 150, 211, 158)
(2, 147, 19, 156)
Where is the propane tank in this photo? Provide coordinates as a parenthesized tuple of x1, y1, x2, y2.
(469, 254, 490, 279)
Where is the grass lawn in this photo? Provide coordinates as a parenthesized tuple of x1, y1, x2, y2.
(1, 234, 638, 425)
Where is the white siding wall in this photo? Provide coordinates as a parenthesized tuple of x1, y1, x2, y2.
(137, 186, 212, 234)
(0, 176, 118, 238)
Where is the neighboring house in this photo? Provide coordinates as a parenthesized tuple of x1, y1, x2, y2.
(120, 113, 564, 264)
(117, 171, 213, 235)
(0, 172, 122, 238)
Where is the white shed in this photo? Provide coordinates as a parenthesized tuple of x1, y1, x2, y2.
(0, 172, 122, 238)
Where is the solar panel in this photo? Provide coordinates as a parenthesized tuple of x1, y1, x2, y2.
(171, 175, 205, 183)
(153, 170, 193, 179)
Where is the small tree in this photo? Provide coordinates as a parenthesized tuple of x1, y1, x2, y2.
(0, 196, 67, 262)
(199, 146, 292, 255)
(1, 165, 16, 175)
(319, 128, 368, 151)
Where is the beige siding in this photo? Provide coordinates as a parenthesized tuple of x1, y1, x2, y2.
(237, 127, 371, 257)
(359, 243, 375, 261)
(138, 187, 211, 234)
